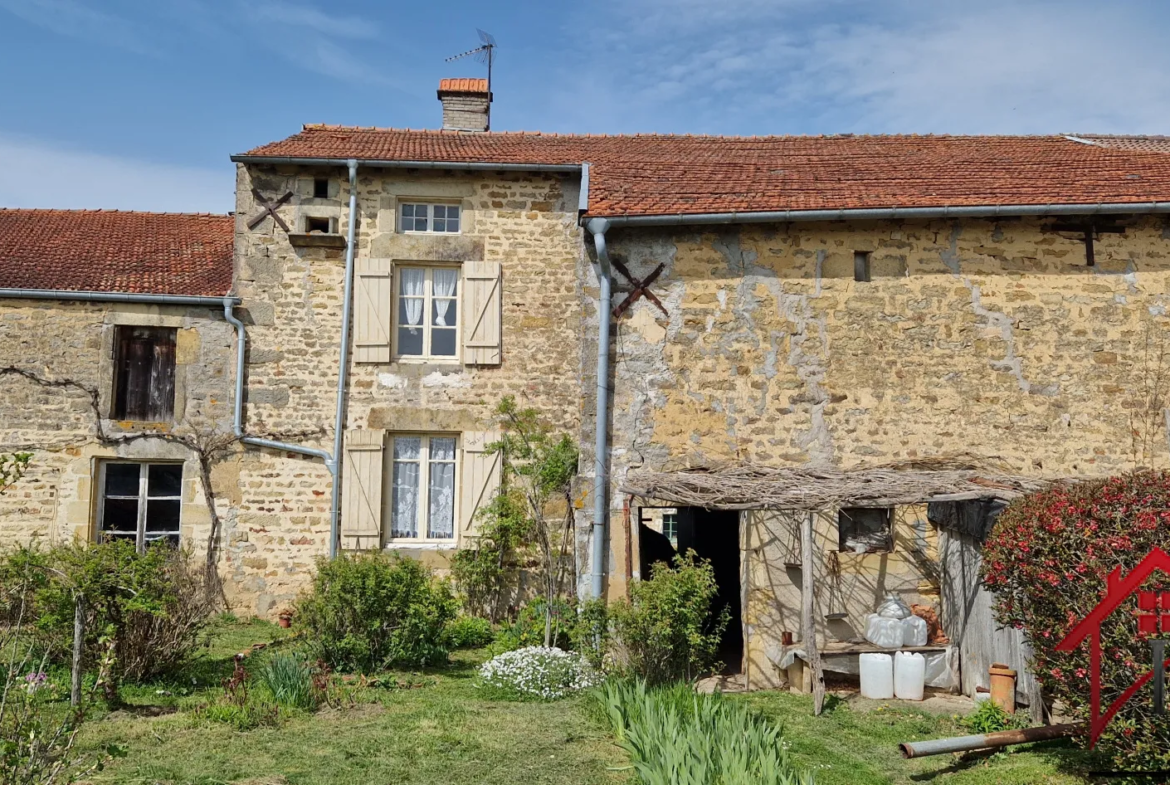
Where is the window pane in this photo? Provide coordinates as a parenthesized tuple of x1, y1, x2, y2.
(433, 205, 447, 219)
(431, 298, 456, 328)
(145, 534, 180, 549)
(414, 216, 427, 232)
(397, 326, 424, 356)
(104, 463, 140, 497)
(446, 215, 460, 232)
(401, 204, 414, 217)
(431, 328, 457, 357)
(148, 464, 182, 497)
(427, 461, 455, 539)
(391, 460, 420, 538)
(394, 437, 421, 460)
(433, 218, 446, 232)
(102, 497, 138, 533)
(145, 499, 181, 532)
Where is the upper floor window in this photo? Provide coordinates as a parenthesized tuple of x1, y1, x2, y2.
(113, 326, 176, 421)
(394, 266, 459, 360)
(98, 461, 182, 552)
(400, 203, 460, 234)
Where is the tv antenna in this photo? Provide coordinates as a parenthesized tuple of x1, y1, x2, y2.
(445, 28, 497, 97)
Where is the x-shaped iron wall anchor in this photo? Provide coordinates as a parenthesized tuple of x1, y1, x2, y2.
(612, 259, 668, 318)
(247, 188, 293, 232)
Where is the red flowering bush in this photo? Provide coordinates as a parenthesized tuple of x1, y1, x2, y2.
(982, 471, 1170, 774)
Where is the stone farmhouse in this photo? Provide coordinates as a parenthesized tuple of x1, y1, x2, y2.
(5, 79, 1170, 697)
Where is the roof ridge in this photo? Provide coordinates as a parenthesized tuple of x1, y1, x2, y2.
(0, 207, 232, 218)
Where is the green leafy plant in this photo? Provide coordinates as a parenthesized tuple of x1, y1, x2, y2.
(294, 553, 458, 673)
(596, 679, 812, 785)
(962, 699, 1028, 734)
(982, 471, 1170, 774)
(607, 553, 728, 684)
(570, 598, 610, 670)
(258, 652, 318, 710)
(492, 597, 574, 654)
(478, 646, 601, 701)
(446, 616, 494, 650)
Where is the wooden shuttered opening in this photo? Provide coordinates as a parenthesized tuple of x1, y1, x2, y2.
(354, 258, 393, 363)
(459, 431, 502, 540)
(342, 429, 385, 549)
(461, 261, 502, 365)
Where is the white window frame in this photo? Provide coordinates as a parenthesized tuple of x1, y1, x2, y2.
(399, 202, 461, 234)
(385, 434, 461, 546)
(392, 264, 461, 362)
(96, 461, 183, 553)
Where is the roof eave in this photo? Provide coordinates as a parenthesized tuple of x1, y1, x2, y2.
(230, 154, 582, 173)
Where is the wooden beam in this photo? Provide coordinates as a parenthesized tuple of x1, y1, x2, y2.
(801, 511, 826, 715)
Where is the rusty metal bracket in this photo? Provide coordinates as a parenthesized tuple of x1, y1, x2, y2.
(247, 188, 293, 232)
(612, 258, 667, 318)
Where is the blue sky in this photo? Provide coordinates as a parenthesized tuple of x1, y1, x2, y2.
(2, 0, 1170, 213)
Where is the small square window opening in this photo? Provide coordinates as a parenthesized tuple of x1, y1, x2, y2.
(400, 203, 460, 234)
(304, 216, 334, 234)
(854, 251, 872, 283)
(838, 507, 893, 553)
(394, 266, 460, 360)
(98, 461, 182, 552)
(113, 326, 176, 421)
(313, 178, 330, 199)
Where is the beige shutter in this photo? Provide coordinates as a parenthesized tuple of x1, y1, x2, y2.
(461, 261, 502, 365)
(341, 429, 385, 549)
(459, 431, 502, 540)
(354, 258, 393, 363)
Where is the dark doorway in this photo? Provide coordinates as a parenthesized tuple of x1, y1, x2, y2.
(638, 506, 743, 672)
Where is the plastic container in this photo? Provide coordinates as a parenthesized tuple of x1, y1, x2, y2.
(859, 652, 894, 699)
(865, 613, 904, 648)
(901, 615, 928, 647)
(876, 595, 912, 620)
(894, 651, 926, 700)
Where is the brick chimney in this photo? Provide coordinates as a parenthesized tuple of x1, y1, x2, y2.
(438, 78, 491, 132)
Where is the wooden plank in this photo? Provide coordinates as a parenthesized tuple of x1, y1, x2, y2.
(801, 511, 826, 715)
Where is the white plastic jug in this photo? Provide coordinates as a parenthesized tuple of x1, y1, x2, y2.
(894, 651, 926, 700)
(876, 594, 912, 620)
(901, 615, 928, 647)
(864, 613, 904, 648)
(859, 652, 894, 699)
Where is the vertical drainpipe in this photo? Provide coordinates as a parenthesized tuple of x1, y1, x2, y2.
(329, 159, 360, 559)
(585, 217, 612, 599)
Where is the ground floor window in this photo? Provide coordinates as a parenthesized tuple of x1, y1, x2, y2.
(97, 462, 182, 551)
(838, 506, 893, 553)
(387, 435, 458, 541)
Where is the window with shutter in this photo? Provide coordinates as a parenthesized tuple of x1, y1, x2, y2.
(354, 259, 394, 363)
(392, 265, 461, 361)
(383, 434, 461, 543)
(459, 431, 502, 540)
(461, 261, 502, 365)
(113, 326, 176, 421)
(341, 429, 385, 549)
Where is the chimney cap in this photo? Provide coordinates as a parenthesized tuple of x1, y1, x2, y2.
(438, 78, 489, 95)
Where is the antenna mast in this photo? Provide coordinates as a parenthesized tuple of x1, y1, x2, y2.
(445, 29, 497, 130)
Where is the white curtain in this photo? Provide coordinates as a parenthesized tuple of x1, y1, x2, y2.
(427, 437, 456, 538)
(401, 269, 425, 330)
(391, 437, 421, 537)
(432, 269, 457, 327)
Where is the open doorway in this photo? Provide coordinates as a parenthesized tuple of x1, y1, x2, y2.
(638, 506, 743, 672)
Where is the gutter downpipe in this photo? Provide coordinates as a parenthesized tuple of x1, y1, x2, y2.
(328, 159, 361, 559)
(585, 216, 612, 600)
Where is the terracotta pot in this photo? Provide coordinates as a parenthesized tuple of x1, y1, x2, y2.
(989, 662, 1017, 714)
(278, 617, 291, 629)
(781, 631, 794, 646)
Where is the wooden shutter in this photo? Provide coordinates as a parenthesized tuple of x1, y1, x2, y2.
(459, 431, 502, 540)
(461, 261, 502, 365)
(341, 429, 385, 549)
(354, 258, 393, 363)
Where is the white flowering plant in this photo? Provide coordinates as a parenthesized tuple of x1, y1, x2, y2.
(478, 646, 602, 701)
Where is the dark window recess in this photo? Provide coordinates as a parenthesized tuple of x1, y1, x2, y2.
(853, 251, 872, 283)
(305, 216, 333, 234)
(838, 507, 893, 553)
(113, 327, 176, 421)
(98, 462, 182, 552)
(313, 178, 330, 198)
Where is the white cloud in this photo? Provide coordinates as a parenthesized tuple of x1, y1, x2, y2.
(0, 134, 233, 213)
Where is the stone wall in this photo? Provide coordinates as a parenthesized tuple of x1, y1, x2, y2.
(0, 299, 237, 553)
(582, 215, 1170, 681)
(230, 164, 584, 615)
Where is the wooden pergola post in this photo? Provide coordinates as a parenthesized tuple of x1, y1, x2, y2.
(801, 511, 826, 715)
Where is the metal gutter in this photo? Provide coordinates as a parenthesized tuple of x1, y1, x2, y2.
(578, 162, 591, 214)
(230, 154, 581, 173)
(584, 217, 613, 599)
(0, 289, 237, 307)
(593, 201, 1170, 228)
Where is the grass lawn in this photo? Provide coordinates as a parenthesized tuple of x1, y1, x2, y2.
(73, 617, 1097, 785)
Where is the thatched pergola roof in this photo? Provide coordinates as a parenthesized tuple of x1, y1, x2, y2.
(621, 457, 1057, 511)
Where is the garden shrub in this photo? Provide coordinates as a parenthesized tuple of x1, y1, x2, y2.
(446, 615, 494, 650)
(570, 598, 610, 670)
(295, 553, 458, 672)
(491, 597, 574, 653)
(258, 652, 318, 710)
(982, 471, 1170, 774)
(596, 679, 812, 785)
(607, 553, 728, 684)
(478, 646, 600, 700)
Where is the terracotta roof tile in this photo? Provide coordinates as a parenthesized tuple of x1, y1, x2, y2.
(240, 128, 1170, 217)
(1078, 134, 1170, 153)
(438, 78, 488, 93)
(0, 209, 234, 297)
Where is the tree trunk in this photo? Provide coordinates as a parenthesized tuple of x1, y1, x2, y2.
(801, 512, 826, 715)
(70, 593, 84, 707)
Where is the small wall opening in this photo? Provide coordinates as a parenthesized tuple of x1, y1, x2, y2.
(313, 178, 330, 199)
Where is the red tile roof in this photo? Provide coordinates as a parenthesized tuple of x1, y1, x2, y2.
(438, 78, 488, 93)
(240, 127, 1170, 218)
(1078, 134, 1170, 153)
(0, 209, 234, 297)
